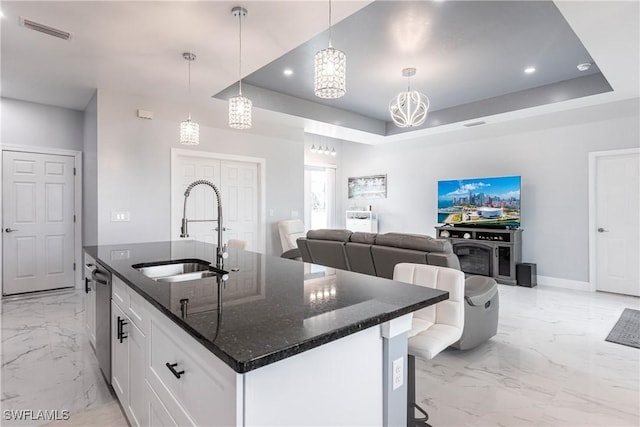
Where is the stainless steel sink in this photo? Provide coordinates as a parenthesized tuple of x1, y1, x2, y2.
(133, 260, 225, 283)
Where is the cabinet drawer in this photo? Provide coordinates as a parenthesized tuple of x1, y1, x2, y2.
(147, 316, 238, 426)
(112, 276, 128, 310)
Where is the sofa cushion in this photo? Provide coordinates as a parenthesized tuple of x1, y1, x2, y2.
(375, 233, 453, 254)
(350, 232, 377, 244)
(307, 240, 350, 270)
(307, 229, 353, 242)
(370, 246, 428, 279)
(345, 243, 377, 276)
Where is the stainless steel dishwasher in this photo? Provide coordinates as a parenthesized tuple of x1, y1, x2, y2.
(91, 262, 112, 385)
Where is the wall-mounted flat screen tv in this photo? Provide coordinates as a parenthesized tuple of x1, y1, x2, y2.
(438, 175, 521, 228)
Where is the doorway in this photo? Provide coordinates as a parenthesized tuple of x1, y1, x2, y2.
(2, 149, 80, 295)
(589, 148, 639, 296)
(171, 149, 265, 253)
(304, 164, 336, 230)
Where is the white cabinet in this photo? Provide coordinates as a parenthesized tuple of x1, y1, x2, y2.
(83, 252, 97, 350)
(146, 306, 239, 426)
(346, 210, 378, 232)
(111, 277, 148, 427)
(111, 301, 129, 404)
(147, 381, 179, 427)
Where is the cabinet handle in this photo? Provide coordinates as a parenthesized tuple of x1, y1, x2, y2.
(85, 277, 89, 294)
(117, 316, 128, 343)
(166, 362, 185, 379)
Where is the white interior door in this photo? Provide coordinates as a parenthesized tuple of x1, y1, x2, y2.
(173, 156, 221, 245)
(221, 161, 258, 250)
(2, 151, 75, 295)
(172, 154, 260, 252)
(595, 151, 639, 296)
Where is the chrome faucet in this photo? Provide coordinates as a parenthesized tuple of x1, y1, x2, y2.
(180, 180, 226, 269)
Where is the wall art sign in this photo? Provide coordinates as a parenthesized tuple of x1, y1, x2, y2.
(348, 174, 387, 199)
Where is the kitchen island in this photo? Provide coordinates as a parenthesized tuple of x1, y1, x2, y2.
(85, 241, 448, 426)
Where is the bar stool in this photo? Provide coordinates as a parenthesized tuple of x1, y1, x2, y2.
(393, 263, 465, 427)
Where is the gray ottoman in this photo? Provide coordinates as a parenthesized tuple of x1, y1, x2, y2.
(453, 275, 499, 350)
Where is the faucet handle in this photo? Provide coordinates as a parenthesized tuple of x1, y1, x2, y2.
(221, 244, 229, 259)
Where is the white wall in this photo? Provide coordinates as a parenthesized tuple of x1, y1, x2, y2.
(83, 93, 98, 246)
(1, 98, 83, 151)
(339, 98, 640, 283)
(95, 89, 304, 256)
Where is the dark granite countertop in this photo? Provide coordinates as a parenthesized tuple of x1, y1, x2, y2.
(85, 241, 448, 373)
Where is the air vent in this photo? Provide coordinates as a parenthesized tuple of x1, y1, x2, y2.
(20, 18, 71, 40)
(463, 121, 487, 127)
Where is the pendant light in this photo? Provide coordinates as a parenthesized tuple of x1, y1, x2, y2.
(389, 68, 429, 128)
(229, 6, 252, 130)
(180, 52, 200, 145)
(314, 0, 346, 99)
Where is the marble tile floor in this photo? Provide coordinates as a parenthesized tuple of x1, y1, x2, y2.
(1, 285, 638, 427)
(0, 289, 123, 427)
(415, 284, 640, 427)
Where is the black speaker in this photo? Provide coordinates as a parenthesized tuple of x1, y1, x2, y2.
(516, 263, 537, 287)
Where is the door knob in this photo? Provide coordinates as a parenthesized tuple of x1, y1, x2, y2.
(4, 228, 18, 233)
(597, 228, 609, 233)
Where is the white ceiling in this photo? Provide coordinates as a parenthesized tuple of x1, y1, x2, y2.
(0, 1, 371, 110)
(1, 1, 638, 144)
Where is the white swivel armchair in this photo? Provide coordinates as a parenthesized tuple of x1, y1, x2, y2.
(278, 219, 305, 259)
(393, 263, 465, 427)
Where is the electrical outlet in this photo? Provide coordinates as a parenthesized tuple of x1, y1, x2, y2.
(392, 357, 403, 390)
(110, 250, 130, 260)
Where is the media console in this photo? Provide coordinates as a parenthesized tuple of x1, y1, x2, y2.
(435, 226, 522, 285)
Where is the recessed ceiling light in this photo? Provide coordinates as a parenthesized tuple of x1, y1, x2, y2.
(524, 67, 536, 74)
(283, 68, 293, 76)
(577, 62, 592, 72)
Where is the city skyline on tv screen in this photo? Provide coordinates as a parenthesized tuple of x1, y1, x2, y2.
(438, 176, 521, 227)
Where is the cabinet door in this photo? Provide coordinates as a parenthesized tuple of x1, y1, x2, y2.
(147, 381, 179, 427)
(111, 301, 129, 409)
(128, 321, 146, 427)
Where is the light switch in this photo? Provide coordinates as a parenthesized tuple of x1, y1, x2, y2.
(111, 211, 131, 222)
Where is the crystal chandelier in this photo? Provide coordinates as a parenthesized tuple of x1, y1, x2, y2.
(180, 52, 199, 145)
(229, 7, 252, 130)
(314, 0, 346, 99)
(389, 68, 429, 128)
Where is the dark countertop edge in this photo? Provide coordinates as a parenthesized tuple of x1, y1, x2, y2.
(89, 247, 449, 374)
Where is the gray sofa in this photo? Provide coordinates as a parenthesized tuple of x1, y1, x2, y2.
(297, 229, 499, 350)
(297, 230, 461, 279)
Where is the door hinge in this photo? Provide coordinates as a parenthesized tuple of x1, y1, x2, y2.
(74, 167, 76, 176)
(73, 262, 76, 271)
(73, 214, 76, 223)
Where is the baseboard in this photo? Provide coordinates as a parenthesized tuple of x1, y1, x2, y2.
(537, 275, 591, 292)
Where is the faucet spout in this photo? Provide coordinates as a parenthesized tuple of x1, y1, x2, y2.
(180, 180, 225, 269)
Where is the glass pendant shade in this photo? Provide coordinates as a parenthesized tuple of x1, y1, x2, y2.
(180, 117, 200, 145)
(314, 46, 346, 99)
(389, 67, 429, 128)
(229, 94, 252, 130)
